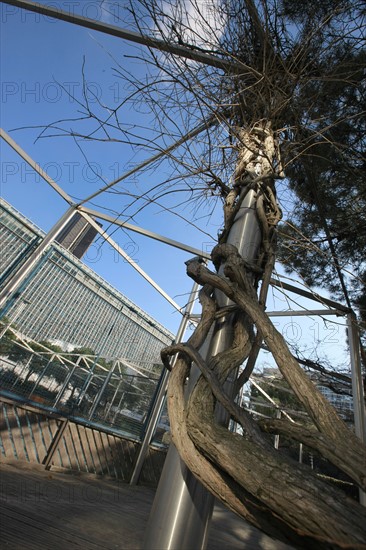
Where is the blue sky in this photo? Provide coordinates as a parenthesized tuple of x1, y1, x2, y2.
(0, 0, 222, 335)
(0, 1, 349, 367)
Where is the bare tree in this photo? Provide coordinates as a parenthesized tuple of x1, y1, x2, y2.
(25, 0, 366, 546)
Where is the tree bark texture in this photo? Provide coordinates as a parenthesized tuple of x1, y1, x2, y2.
(163, 123, 366, 548)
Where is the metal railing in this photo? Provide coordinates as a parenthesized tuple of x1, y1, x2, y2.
(0, 327, 169, 445)
(0, 395, 166, 486)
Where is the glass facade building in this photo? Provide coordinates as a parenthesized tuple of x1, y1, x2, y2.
(0, 199, 173, 369)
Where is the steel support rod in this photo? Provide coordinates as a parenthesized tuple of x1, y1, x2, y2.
(190, 307, 344, 322)
(104, 379, 123, 421)
(12, 354, 33, 387)
(249, 379, 294, 423)
(78, 206, 211, 260)
(143, 189, 262, 549)
(88, 360, 117, 419)
(1, 128, 74, 205)
(53, 356, 81, 408)
(1, 1, 242, 72)
(42, 418, 69, 470)
(266, 309, 342, 317)
(269, 278, 351, 314)
(130, 281, 200, 485)
(0, 207, 76, 310)
(347, 312, 366, 506)
(274, 409, 281, 450)
(28, 354, 55, 398)
(78, 210, 183, 314)
(78, 115, 221, 205)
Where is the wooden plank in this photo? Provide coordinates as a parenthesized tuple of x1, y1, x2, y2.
(51, 418, 67, 467)
(42, 418, 63, 468)
(39, 417, 55, 454)
(0, 404, 16, 459)
(0, 433, 6, 458)
(69, 423, 89, 473)
(27, 411, 48, 463)
(24, 410, 42, 464)
(81, 427, 97, 474)
(58, 433, 73, 470)
(43, 420, 70, 470)
(77, 425, 96, 474)
(0, 401, 7, 431)
(4, 406, 28, 462)
(0, 505, 104, 550)
(106, 435, 123, 479)
(106, 434, 119, 478)
(52, 424, 72, 470)
(63, 423, 81, 472)
(113, 436, 135, 481)
(75, 424, 94, 473)
(88, 428, 105, 475)
(15, 407, 38, 463)
(97, 431, 111, 475)
(120, 436, 137, 481)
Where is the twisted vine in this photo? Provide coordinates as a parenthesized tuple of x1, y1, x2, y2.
(162, 123, 366, 548)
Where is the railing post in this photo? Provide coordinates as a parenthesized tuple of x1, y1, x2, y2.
(88, 360, 117, 419)
(28, 354, 55, 398)
(53, 356, 82, 407)
(42, 418, 69, 470)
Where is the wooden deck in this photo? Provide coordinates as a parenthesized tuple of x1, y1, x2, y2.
(0, 462, 292, 549)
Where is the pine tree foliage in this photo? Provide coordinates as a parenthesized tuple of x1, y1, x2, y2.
(277, 42, 366, 327)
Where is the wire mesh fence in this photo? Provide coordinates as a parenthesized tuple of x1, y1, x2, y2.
(0, 328, 169, 445)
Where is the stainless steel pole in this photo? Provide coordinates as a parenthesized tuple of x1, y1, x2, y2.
(347, 312, 366, 506)
(347, 313, 366, 442)
(143, 189, 262, 549)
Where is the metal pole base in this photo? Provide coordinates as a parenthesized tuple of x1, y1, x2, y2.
(143, 445, 214, 550)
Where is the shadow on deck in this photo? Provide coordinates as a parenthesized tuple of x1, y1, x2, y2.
(0, 461, 292, 550)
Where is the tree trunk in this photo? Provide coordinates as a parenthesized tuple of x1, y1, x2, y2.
(163, 122, 366, 548)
